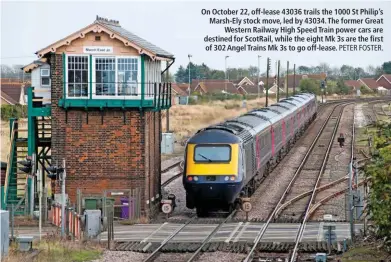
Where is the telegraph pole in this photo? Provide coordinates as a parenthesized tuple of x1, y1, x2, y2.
(225, 56, 229, 97)
(277, 60, 280, 102)
(166, 61, 170, 132)
(187, 54, 192, 105)
(265, 58, 270, 107)
(257, 55, 261, 99)
(286, 61, 289, 98)
(61, 159, 66, 237)
(293, 64, 296, 95)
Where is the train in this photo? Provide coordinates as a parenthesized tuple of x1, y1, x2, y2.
(182, 93, 318, 216)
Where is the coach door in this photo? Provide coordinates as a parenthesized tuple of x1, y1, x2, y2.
(271, 126, 275, 156)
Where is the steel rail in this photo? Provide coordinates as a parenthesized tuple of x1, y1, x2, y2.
(186, 210, 237, 262)
(289, 103, 348, 262)
(161, 161, 184, 187)
(142, 215, 196, 262)
(243, 102, 348, 262)
(161, 160, 182, 173)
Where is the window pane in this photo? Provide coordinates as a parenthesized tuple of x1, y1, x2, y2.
(67, 56, 88, 97)
(74, 84, 81, 97)
(95, 57, 115, 96)
(96, 83, 102, 95)
(194, 145, 231, 162)
(117, 57, 138, 96)
(81, 70, 86, 83)
(75, 70, 81, 83)
(68, 71, 74, 83)
(68, 84, 74, 96)
(41, 77, 50, 86)
(82, 84, 88, 96)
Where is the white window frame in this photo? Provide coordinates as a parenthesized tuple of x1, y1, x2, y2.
(92, 55, 141, 99)
(40, 68, 51, 87)
(65, 54, 90, 99)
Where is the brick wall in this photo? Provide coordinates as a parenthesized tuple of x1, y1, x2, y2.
(50, 53, 161, 217)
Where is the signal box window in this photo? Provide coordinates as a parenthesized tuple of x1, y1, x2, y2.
(194, 145, 231, 162)
(41, 68, 50, 87)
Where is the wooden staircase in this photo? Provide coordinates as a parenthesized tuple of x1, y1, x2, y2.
(4, 120, 28, 214)
(3, 116, 52, 214)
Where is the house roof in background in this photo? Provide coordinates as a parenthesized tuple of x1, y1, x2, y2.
(1, 90, 17, 105)
(194, 80, 239, 94)
(376, 74, 391, 83)
(1, 83, 24, 104)
(171, 83, 188, 96)
(359, 78, 379, 89)
(344, 80, 362, 89)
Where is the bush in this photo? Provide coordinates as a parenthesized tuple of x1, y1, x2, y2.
(1, 105, 27, 120)
(360, 85, 374, 95)
(335, 79, 351, 95)
(191, 93, 245, 104)
(365, 123, 391, 249)
(299, 79, 321, 95)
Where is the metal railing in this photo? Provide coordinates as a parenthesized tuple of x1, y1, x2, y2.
(28, 82, 173, 109)
(3, 120, 16, 208)
(49, 204, 82, 239)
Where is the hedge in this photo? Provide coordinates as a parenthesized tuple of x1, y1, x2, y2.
(1, 105, 27, 121)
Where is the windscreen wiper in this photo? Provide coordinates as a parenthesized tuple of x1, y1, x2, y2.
(198, 153, 212, 162)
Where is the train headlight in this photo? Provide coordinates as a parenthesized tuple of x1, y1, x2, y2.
(230, 176, 235, 181)
(193, 176, 199, 181)
(224, 176, 229, 181)
(187, 176, 193, 181)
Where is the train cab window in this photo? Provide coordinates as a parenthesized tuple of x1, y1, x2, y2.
(194, 145, 231, 162)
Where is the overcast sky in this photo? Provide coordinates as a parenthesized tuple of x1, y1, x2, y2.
(1, 0, 390, 74)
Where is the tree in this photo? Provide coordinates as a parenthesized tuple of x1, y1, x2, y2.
(297, 66, 311, 74)
(175, 65, 187, 83)
(335, 79, 350, 95)
(0, 64, 30, 80)
(360, 85, 373, 95)
(365, 123, 391, 250)
(162, 72, 174, 82)
(298, 78, 320, 94)
(248, 66, 258, 78)
(382, 61, 391, 74)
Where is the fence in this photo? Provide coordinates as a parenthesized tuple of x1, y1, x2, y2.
(48, 204, 81, 239)
(102, 188, 142, 222)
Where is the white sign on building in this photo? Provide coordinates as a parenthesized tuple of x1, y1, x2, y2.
(83, 46, 113, 54)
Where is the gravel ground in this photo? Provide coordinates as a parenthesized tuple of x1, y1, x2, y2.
(91, 251, 148, 262)
(354, 103, 368, 128)
(311, 104, 355, 221)
(197, 251, 246, 262)
(161, 165, 182, 185)
(154, 253, 192, 262)
(161, 156, 183, 171)
(160, 168, 194, 219)
(235, 104, 336, 220)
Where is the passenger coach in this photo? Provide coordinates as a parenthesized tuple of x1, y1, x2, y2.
(183, 93, 318, 216)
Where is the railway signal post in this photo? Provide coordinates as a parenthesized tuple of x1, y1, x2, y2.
(265, 57, 271, 107)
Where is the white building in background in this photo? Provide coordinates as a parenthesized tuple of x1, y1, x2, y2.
(22, 58, 51, 104)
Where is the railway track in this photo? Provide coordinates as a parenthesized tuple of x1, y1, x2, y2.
(161, 160, 184, 188)
(275, 104, 346, 222)
(243, 102, 352, 262)
(288, 102, 353, 262)
(142, 211, 236, 262)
